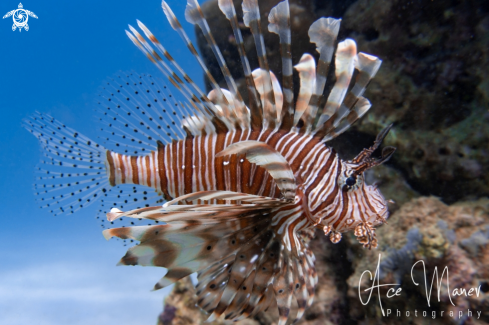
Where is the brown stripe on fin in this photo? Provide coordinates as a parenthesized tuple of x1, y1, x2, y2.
(196, 256, 235, 314)
(273, 253, 294, 325)
(185, 0, 250, 130)
(291, 255, 309, 322)
(242, 0, 278, 129)
(323, 96, 371, 141)
(207, 228, 274, 321)
(135, 20, 227, 129)
(301, 17, 341, 131)
(153, 267, 195, 290)
(163, 190, 286, 207)
(207, 88, 243, 127)
(161, 1, 232, 112)
(127, 26, 220, 126)
(326, 52, 382, 135)
(293, 54, 316, 126)
(106, 207, 125, 222)
(252, 69, 282, 125)
(218, 0, 263, 131)
(223, 269, 256, 319)
(125, 29, 224, 133)
(268, 0, 294, 127)
(315, 39, 357, 132)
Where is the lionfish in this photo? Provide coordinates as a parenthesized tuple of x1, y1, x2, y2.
(24, 0, 395, 323)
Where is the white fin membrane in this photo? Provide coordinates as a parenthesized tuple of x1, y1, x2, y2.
(23, 112, 108, 216)
(96, 72, 187, 154)
(24, 73, 195, 246)
(96, 72, 195, 239)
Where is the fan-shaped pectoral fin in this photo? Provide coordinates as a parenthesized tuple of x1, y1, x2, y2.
(216, 141, 296, 201)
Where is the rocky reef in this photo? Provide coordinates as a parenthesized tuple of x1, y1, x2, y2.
(341, 0, 489, 204)
(348, 197, 489, 325)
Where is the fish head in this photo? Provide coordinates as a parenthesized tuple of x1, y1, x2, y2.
(337, 160, 391, 227)
(344, 123, 395, 221)
(320, 124, 395, 248)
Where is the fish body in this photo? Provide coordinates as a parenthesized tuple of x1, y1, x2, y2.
(106, 130, 387, 236)
(24, 0, 396, 323)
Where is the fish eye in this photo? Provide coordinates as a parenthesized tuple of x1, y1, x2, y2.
(345, 176, 356, 186)
(340, 171, 363, 191)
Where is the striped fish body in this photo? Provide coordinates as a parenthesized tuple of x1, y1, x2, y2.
(106, 129, 387, 236)
(25, 0, 397, 323)
(106, 130, 314, 200)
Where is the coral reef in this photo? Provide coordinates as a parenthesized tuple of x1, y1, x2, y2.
(157, 278, 208, 325)
(158, 277, 262, 325)
(347, 197, 489, 324)
(460, 225, 489, 256)
(378, 227, 423, 283)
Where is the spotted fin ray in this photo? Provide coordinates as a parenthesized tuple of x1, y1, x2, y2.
(95, 72, 196, 232)
(23, 112, 109, 216)
(23, 73, 194, 229)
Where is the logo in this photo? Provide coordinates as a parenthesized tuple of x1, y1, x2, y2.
(3, 3, 37, 32)
(358, 254, 483, 320)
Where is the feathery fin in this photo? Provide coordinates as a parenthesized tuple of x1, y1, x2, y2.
(218, 0, 263, 130)
(293, 54, 316, 126)
(161, 0, 231, 112)
(315, 39, 357, 131)
(242, 0, 278, 129)
(23, 112, 108, 216)
(184, 0, 249, 129)
(301, 18, 341, 131)
(268, 0, 294, 127)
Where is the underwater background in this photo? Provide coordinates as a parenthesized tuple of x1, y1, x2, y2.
(0, 0, 201, 324)
(1, 0, 489, 324)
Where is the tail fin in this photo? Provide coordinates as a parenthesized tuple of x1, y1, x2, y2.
(23, 112, 109, 216)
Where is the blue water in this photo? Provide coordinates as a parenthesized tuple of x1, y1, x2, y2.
(0, 0, 203, 323)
